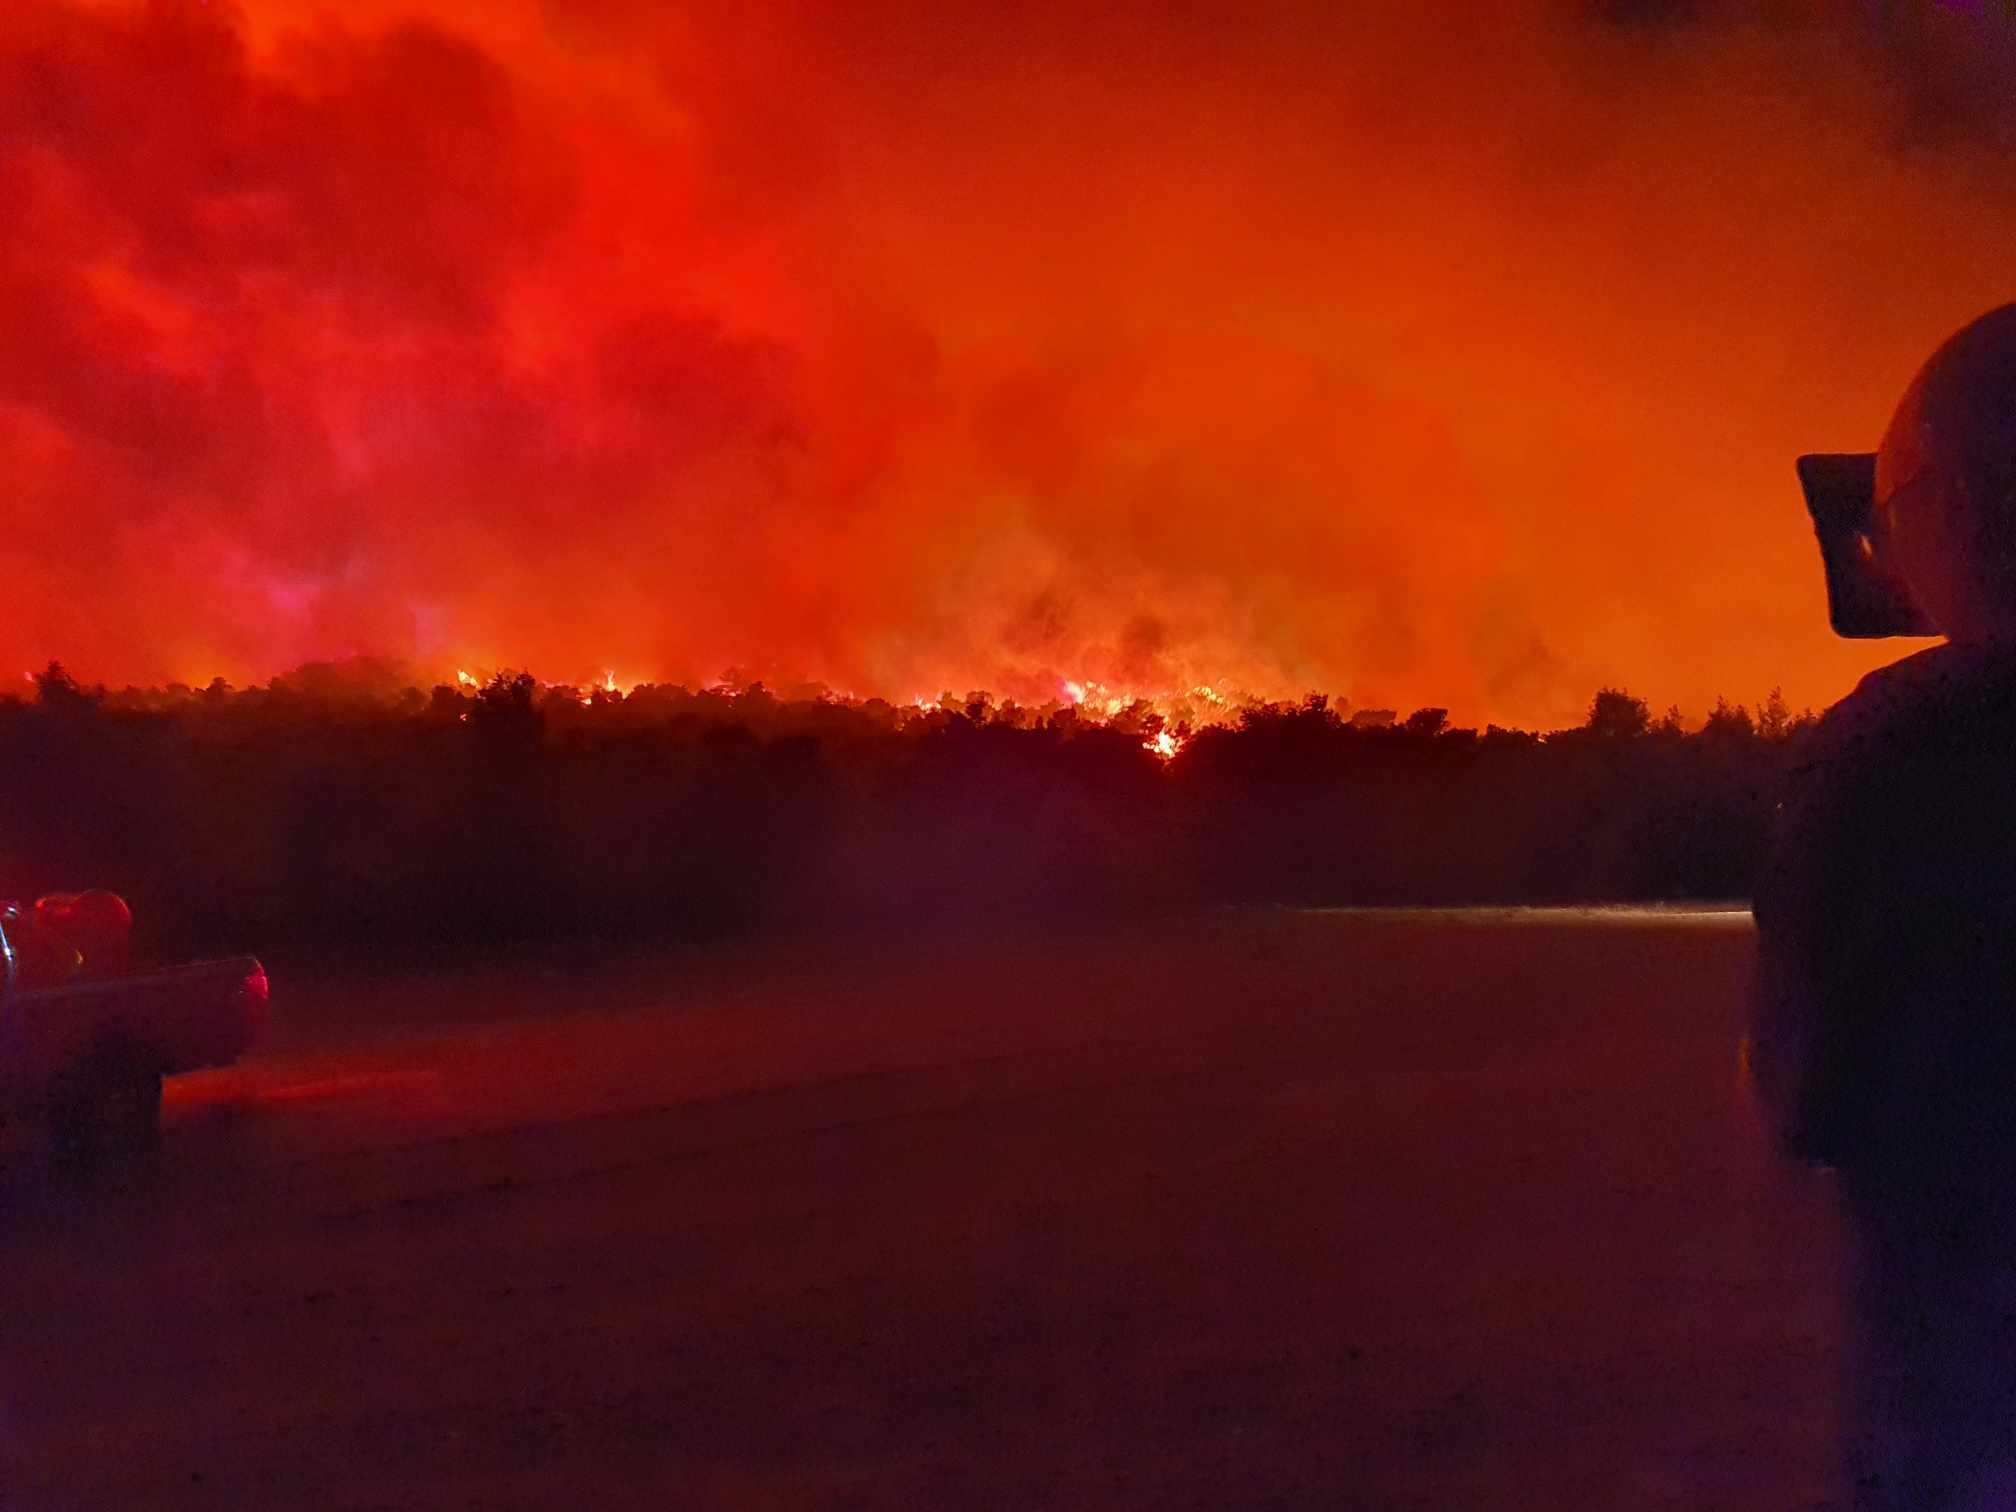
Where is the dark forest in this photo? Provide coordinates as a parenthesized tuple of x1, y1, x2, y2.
(5, 664, 1809, 962)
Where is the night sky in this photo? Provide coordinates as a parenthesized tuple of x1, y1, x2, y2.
(6, 0, 2015, 725)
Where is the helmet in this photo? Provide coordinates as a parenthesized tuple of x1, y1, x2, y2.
(1800, 303, 2016, 640)
(1878, 304, 2016, 640)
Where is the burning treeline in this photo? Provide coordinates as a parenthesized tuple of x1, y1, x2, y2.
(10, 1, 2016, 729)
(5, 666, 1799, 959)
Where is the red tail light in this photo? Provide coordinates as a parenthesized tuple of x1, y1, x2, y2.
(240, 963, 270, 1038)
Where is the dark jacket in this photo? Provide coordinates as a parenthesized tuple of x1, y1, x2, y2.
(1752, 641, 2016, 1178)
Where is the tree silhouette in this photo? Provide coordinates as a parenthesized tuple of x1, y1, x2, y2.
(1586, 687, 1650, 740)
(471, 669, 544, 748)
(32, 661, 93, 711)
(1757, 686, 1792, 740)
(1703, 696, 1755, 739)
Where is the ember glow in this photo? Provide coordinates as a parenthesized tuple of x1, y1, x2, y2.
(5, 1, 2015, 725)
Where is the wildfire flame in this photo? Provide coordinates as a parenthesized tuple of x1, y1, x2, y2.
(438, 661, 1240, 737)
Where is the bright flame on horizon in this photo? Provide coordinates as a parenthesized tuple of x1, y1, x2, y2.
(431, 662, 1252, 730)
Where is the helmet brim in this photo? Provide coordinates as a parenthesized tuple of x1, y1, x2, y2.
(1797, 452, 1939, 639)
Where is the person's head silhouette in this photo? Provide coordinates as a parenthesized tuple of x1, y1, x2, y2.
(1877, 304, 2016, 643)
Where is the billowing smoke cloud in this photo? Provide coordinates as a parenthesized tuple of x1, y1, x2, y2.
(4, 0, 2014, 724)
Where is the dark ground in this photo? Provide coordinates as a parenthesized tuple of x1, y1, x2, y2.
(0, 908, 1841, 1510)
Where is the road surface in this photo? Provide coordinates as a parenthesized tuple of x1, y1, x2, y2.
(0, 908, 1840, 1510)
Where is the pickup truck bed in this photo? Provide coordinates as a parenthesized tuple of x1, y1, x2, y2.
(1, 901, 267, 1163)
(0, 958, 268, 1099)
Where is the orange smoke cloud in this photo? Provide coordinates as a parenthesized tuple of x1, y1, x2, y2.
(4, 0, 2014, 725)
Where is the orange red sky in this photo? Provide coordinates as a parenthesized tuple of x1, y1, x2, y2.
(4, 0, 2015, 726)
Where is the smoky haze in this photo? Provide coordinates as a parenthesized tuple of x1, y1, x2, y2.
(2, 0, 2011, 725)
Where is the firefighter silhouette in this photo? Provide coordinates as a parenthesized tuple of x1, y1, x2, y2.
(1756, 303, 2016, 1510)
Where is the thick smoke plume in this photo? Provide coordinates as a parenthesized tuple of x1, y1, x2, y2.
(4, 0, 2014, 724)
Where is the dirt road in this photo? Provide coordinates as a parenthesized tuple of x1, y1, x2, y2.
(0, 909, 1840, 1510)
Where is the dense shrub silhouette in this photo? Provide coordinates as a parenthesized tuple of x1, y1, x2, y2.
(0, 670, 1805, 959)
